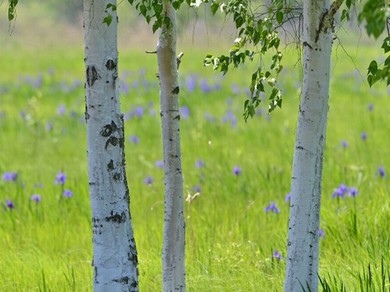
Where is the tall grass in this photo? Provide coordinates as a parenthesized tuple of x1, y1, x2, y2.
(0, 40, 389, 291)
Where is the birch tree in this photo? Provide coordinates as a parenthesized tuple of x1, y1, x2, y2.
(156, 5, 186, 291)
(84, 1, 138, 290)
(204, 0, 389, 290)
(284, 0, 342, 290)
(128, 0, 186, 289)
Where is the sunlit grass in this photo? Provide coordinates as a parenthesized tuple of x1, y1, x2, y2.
(0, 37, 389, 291)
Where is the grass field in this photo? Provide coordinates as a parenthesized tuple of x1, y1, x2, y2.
(0, 26, 389, 291)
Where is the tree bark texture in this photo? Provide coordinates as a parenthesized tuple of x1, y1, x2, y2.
(156, 2, 186, 291)
(84, 0, 138, 290)
(284, 0, 334, 291)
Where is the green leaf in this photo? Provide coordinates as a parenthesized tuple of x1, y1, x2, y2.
(103, 15, 113, 26)
(276, 11, 283, 25)
(211, 2, 219, 15)
(368, 60, 378, 74)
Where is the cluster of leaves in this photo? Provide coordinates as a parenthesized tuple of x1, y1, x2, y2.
(204, 0, 290, 120)
(358, 0, 390, 86)
(127, 0, 199, 32)
(8, 0, 18, 21)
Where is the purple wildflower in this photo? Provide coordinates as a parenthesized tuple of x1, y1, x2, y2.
(361, 132, 367, 141)
(204, 112, 216, 123)
(232, 166, 242, 176)
(231, 83, 241, 95)
(332, 183, 348, 199)
(348, 187, 359, 197)
(129, 135, 140, 144)
(63, 189, 73, 198)
(55, 171, 67, 185)
(121, 82, 130, 94)
(134, 106, 144, 118)
(5, 200, 14, 209)
(187, 75, 197, 92)
(143, 176, 154, 186)
(2, 172, 17, 182)
(222, 110, 237, 128)
(368, 103, 374, 111)
(272, 250, 283, 260)
(319, 229, 325, 239)
(57, 104, 66, 116)
(285, 192, 292, 202)
(200, 79, 212, 93)
(377, 166, 385, 178)
(195, 159, 205, 169)
(30, 194, 42, 203)
(341, 140, 348, 148)
(265, 201, 280, 213)
(155, 160, 164, 169)
(192, 185, 202, 193)
(181, 106, 190, 120)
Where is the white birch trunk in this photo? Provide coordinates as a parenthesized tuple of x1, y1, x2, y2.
(84, 1, 138, 290)
(284, 0, 335, 290)
(156, 3, 186, 291)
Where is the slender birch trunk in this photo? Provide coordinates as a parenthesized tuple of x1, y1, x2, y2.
(284, 0, 341, 290)
(156, 2, 186, 291)
(84, 1, 138, 290)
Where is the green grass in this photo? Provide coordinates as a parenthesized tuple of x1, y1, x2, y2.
(0, 38, 389, 292)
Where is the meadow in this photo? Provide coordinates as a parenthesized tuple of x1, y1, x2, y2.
(0, 17, 390, 290)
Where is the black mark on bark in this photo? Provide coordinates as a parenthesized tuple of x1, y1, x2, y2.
(86, 65, 100, 87)
(173, 115, 180, 121)
(172, 86, 180, 94)
(100, 124, 113, 137)
(113, 276, 130, 284)
(105, 59, 116, 70)
(113, 172, 121, 181)
(105, 136, 119, 149)
(107, 159, 114, 171)
(105, 211, 126, 223)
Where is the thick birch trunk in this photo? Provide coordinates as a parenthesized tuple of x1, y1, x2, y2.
(284, 0, 335, 291)
(84, 1, 138, 290)
(157, 3, 186, 291)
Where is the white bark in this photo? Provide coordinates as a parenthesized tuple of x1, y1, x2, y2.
(84, 1, 138, 290)
(156, 3, 186, 291)
(284, 0, 334, 291)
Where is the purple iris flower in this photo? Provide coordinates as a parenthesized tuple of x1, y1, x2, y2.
(129, 135, 140, 144)
(2, 172, 17, 182)
(204, 112, 216, 123)
(192, 185, 202, 193)
(186, 75, 197, 92)
(143, 176, 154, 186)
(5, 200, 14, 209)
(155, 160, 164, 169)
(134, 106, 144, 118)
(30, 194, 42, 203)
(195, 159, 205, 169)
(63, 189, 73, 198)
(285, 192, 292, 202)
(272, 250, 283, 260)
(265, 201, 280, 213)
(200, 79, 212, 93)
(57, 104, 66, 116)
(377, 166, 385, 178)
(181, 106, 190, 120)
(348, 187, 359, 197)
(232, 166, 242, 176)
(55, 171, 67, 185)
(341, 140, 348, 148)
(361, 132, 367, 141)
(319, 229, 325, 239)
(332, 183, 348, 199)
(222, 110, 237, 128)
